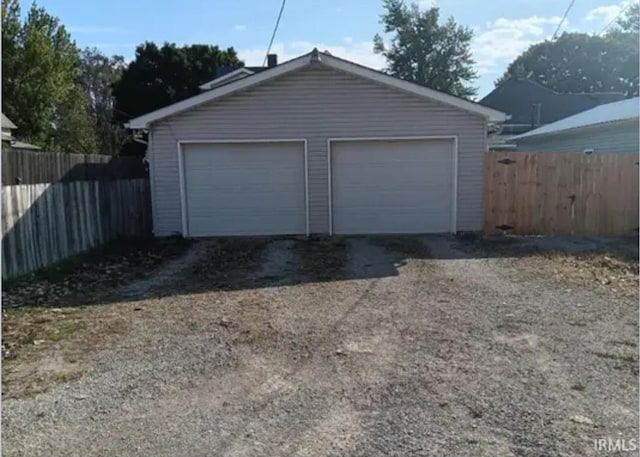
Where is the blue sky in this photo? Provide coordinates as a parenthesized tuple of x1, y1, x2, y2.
(26, 0, 633, 98)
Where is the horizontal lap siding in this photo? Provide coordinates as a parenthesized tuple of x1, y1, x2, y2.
(152, 65, 486, 235)
(516, 121, 640, 154)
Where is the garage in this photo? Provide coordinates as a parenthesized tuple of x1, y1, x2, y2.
(181, 141, 307, 236)
(129, 50, 506, 236)
(330, 138, 456, 234)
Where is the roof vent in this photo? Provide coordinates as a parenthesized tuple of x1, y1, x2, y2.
(267, 54, 278, 68)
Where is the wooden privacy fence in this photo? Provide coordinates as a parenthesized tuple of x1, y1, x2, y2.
(2, 149, 147, 185)
(484, 151, 639, 236)
(1, 179, 152, 279)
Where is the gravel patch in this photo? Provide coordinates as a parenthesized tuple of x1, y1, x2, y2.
(2, 235, 638, 456)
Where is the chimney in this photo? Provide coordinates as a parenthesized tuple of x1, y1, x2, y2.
(267, 54, 278, 68)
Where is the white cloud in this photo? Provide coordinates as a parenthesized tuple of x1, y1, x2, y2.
(490, 16, 562, 36)
(472, 15, 562, 76)
(585, 0, 634, 25)
(233, 24, 247, 32)
(586, 5, 622, 23)
(238, 14, 564, 90)
(238, 41, 385, 70)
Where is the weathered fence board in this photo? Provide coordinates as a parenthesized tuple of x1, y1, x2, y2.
(484, 151, 639, 236)
(1, 179, 152, 279)
(2, 149, 147, 185)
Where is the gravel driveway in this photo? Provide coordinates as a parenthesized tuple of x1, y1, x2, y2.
(3, 235, 638, 456)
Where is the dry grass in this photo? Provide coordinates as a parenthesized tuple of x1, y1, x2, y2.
(526, 251, 639, 296)
(2, 237, 194, 398)
(2, 304, 132, 398)
(464, 235, 638, 297)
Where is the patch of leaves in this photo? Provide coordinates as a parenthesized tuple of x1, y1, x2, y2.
(461, 235, 638, 296)
(538, 252, 639, 296)
(188, 238, 270, 289)
(2, 237, 193, 309)
(298, 238, 349, 280)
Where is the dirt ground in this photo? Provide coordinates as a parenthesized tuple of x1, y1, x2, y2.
(2, 234, 638, 457)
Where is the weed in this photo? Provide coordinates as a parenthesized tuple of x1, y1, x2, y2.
(570, 383, 586, 391)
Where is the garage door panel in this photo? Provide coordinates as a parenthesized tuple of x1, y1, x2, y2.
(336, 194, 451, 209)
(332, 139, 453, 234)
(188, 213, 303, 236)
(184, 142, 306, 236)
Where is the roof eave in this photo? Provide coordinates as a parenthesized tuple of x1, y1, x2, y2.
(514, 117, 639, 141)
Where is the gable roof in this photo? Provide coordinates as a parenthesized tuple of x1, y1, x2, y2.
(2, 113, 17, 130)
(480, 79, 625, 130)
(127, 49, 507, 128)
(513, 97, 639, 140)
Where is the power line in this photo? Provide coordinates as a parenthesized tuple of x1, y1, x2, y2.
(600, 1, 635, 34)
(263, 0, 287, 66)
(551, 0, 577, 40)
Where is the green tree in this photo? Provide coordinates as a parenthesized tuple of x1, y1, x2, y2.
(373, 0, 478, 98)
(1, 0, 21, 124)
(496, 4, 639, 96)
(79, 48, 127, 155)
(52, 85, 98, 153)
(616, 2, 639, 33)
(1, 0, 97, 151)
(113, 42, 240, 123)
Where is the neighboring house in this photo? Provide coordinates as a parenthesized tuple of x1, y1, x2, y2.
(2, 113, 17, 142)
(480, 79, 626, 149)
(127, 49, 506, 237)
(1, 113, 41, 150)
(198, 54, 277, 91)
(512, 97, 639, 154)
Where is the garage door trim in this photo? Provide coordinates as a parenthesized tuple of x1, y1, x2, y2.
(327, 136, 458, 235)
(178, 139, 309, 237)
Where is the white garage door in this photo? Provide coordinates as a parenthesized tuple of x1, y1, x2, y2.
(331, 139, 454, 234)
(183, 142, 306, 236)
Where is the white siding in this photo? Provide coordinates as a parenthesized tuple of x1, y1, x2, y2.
(151, 65, 486, 235)
(516, 120, 639, 154)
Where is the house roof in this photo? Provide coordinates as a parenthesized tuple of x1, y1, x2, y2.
(512, 97, 640, 140)
(198, 65, 268, 90)
(127, 49, 507, 128)
(10, 139, 41, 150)
(2, 113, 17, 130)
(480, 79, 626, 129)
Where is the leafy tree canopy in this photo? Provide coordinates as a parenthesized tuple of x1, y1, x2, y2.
(79, 48, 127, 155)
(2, 0, 97, 151)
(373, 0, 478, 98)
(112, 42, 240, 124)
(496, 3, 639, 96)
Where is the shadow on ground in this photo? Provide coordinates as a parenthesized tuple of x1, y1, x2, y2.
(3, 233, 638, 309)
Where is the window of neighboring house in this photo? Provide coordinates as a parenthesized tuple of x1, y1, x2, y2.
(583, 148, 595, 155)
